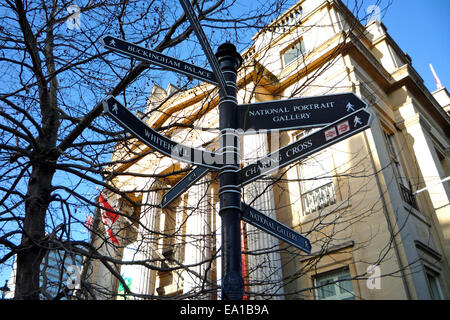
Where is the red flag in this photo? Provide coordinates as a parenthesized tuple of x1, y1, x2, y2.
(99, 193, 120, 245)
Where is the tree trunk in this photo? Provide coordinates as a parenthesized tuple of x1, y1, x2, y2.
(14, 163, 56, 300)
(12, 0, 60, 299)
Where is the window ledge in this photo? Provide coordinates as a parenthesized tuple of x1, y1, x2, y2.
(403, 203, 431, 227)
(299, 240, 355, 262)
(299, 200, 352, 224)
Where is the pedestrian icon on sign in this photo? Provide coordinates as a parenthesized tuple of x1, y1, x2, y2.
(112, 103, 118, 114)
(354, 115, 362, 127)
(346, 102, 355, 112)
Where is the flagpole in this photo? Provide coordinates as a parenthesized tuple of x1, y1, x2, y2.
(429, 63, 443, 90)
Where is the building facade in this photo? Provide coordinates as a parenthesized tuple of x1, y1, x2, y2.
(5, 247, 83, 300)
(86, 0, 450, 300)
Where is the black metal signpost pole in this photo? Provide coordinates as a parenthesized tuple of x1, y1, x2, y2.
(215, 43, 244, 300)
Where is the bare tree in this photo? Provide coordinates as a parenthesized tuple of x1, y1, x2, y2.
(75, 0, 409, 301)
(0, 0, 302, 300)
(1, 0, 423, 302)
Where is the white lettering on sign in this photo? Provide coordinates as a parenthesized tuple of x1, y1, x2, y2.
(245, 165, 259, 177)
(246, 101, 336, 124)
(145, 129, 174, 152)
(276, 225, 299, 242)
(125, 44, 214, 80)
(292, 101, 335, 111)
(247, 102, 336, 118)
(248, 210, 276, 230)
(244, 153, 281, 177)
(259, 154, 280, 169)
(285, 139, 313, 158)
(244, 207, 309, 251)
(273, 113, 310, 122)
(184, 64, 212, 79)
(248, 107, 289, 117)
(128, 45, 182, 68)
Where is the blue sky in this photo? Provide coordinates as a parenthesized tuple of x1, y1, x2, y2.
(381, 0, 450, 92)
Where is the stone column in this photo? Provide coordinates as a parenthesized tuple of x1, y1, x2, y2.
(87, 236, 120, 299)
(243, 133, 285, 299)
(123, 181, 161, 298)
(367, 107, 432, 299)
(397, 109, 450, 267)
(182, 177, 213, 298)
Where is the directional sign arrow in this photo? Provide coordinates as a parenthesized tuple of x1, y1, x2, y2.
(238, 108, 373, 186)
(161, 166, 210, 209)
(101, 35, 219, 86)
(102, 96, 221, 170)
(241, 203, 311, 253)
(237, 93, 368, 132)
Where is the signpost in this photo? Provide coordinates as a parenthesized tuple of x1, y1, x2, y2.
(214, 43, 245, 300)
(102, 35, 219, 86)
(237, 93, 368, 132)
(102, 96, 221, 170)
(238, 108, 373, 186)
(100, 0, 374, 301)
(241, 203, 311, 253)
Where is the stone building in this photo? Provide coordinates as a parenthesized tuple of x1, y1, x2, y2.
(85, 0, 450, 300)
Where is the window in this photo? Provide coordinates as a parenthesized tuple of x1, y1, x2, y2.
(426, 272, 443, 300)
(384, 132, 418, 209)
(314, 268, 355, 300)
(296, 131, 336, 215)
(282, 39, 305, 67)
